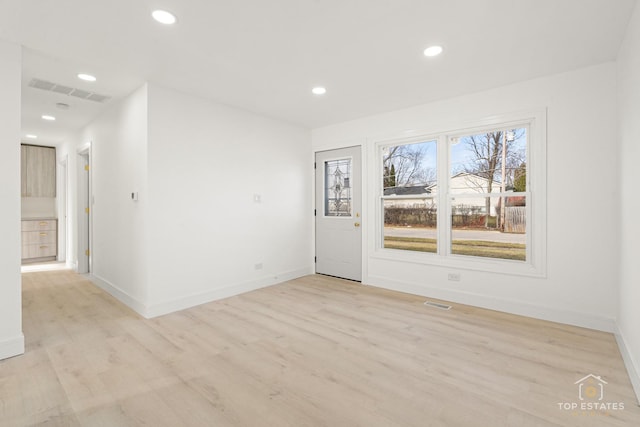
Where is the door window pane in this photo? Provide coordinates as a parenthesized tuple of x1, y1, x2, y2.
(325, 159, 352, 216)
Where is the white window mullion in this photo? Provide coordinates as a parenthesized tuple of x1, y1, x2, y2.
(438, 135, 450, 256)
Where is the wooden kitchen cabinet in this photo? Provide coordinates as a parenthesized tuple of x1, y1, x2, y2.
(21, 144, 56, 198)
(21, 219, 57, 262)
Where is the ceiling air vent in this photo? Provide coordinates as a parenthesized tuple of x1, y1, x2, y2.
(51, 84, 74, 95)
(69, 89, 91, 99)
(30, 79, 55, 90)
(28, 78, 111, 103)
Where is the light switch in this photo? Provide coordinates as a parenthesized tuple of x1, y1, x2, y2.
(131, 192, 139, 201)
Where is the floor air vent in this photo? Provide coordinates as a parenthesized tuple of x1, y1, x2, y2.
(424, 301, 452, 310)
(28, 78, 111, 103)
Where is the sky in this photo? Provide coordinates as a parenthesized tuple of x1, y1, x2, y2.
(388, 127, 527, 186)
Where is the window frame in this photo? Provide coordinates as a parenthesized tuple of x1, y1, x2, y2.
(373, 110, 546, 278)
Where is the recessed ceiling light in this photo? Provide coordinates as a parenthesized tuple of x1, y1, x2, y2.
(312, 87, 327, 95)
(77, 73, 97, 82)
(41, 115, 56, 121)
(423, 45, 444, 57)
(152, 10, 177, 25)
(26, 134, 38, 139)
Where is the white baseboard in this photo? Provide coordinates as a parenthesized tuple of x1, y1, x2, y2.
(0, 334, 25, 361)
(86, 274, 148, 317)
(366, 274, 616, 332)
(145, 267, 313, 318)
(87, 267, 313, 319)
(615, 326, 640, 405)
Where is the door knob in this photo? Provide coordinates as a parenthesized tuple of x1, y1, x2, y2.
(354, 222, 360, 227)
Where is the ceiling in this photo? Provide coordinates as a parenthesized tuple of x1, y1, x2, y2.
(0, 0, 636, 146)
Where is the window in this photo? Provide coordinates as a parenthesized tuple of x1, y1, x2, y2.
(376, 111, 546, 276)
(449, 128, 527, 261)
(381, 140, 437, 253)
(325, 158, 352, 216)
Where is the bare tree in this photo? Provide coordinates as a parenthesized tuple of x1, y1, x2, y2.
(460, 129, 525, 227)
(383, 143, 434, 188)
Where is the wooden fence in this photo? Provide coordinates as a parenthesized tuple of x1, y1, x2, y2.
(504, 207, 526, 233)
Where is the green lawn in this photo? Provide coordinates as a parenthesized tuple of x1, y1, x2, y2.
(384, 236, 526, 261)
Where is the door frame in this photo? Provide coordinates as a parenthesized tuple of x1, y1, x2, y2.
(313, 144, 367, 282)
(57, 154, 68, 263)
(77, 142, 92, 274)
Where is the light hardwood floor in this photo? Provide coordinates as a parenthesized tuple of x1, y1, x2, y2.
(1, 270, 639, 426)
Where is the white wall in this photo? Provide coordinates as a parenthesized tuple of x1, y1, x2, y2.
(0, 40, 24, 360)
(617, 1, 640, 401)
(57, 140, 78, 269)
(313, 62, 619, 332)
(67, 83, 312, 318)
(76, 85, 149, 307)
(145, 84, 313, 316)
(55, 152, 68, 262)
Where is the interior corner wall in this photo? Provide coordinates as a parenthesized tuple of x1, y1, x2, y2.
(0, 40, 24, 360)
(617, 1, 640, 401)
(145, 84, 313, 316)
(78, 84, 149, 310)
(57, 139, 78, 270)
(312, 62, 619, 332)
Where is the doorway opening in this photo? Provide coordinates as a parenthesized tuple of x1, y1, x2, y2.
(77, 144, 92, 274)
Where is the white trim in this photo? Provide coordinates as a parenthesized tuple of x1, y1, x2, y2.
(88, 268, 312, 319)
(615, 325, 640, 405)
(76, 142, 91, 155)
(145, 267, 313, 318)
(361, 141, 370, 282)
(76, 143, 92, 274)
(381, 195, 436, 200)
(366, 274, 616, 332)
(370, 109, 547, 278)
(86, 274, 148, 316)
(0, 334, 24, 360)
(57, 154, 68, 263)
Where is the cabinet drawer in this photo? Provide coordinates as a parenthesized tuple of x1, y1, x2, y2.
(22, 243, 56, 259)
(22, 230, 56, 245)
(22, 220, 57, 232)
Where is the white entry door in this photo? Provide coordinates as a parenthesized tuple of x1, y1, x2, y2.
(315, 146, 362, 281)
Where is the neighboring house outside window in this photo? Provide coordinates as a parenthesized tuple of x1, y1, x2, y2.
(377, 111, 546, 277)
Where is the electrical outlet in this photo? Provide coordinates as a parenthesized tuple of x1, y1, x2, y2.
(448, 273, 461, 281)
